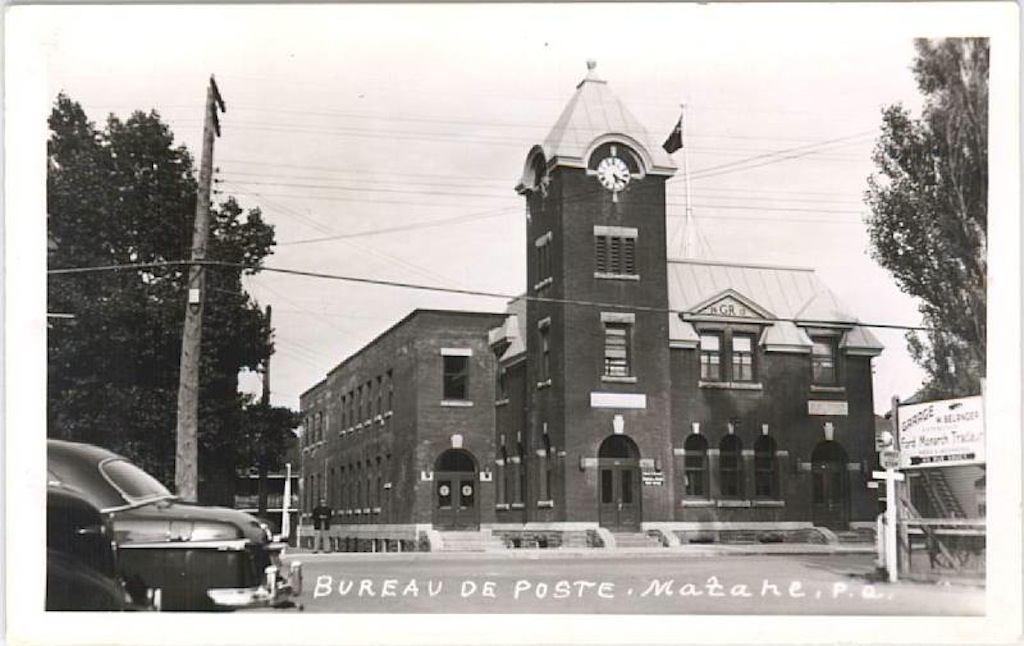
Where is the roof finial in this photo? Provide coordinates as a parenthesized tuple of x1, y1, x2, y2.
(586, 59, 597, 72)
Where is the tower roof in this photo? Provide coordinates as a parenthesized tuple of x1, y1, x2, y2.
(537, 61, 677, 176)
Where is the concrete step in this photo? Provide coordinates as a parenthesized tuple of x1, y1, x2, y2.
(833, 528, 876, 544)
(611, 532, 663, 549)
(437, 530, 506, 552)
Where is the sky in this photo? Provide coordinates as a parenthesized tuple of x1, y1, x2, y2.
(12, 3, 1003, 414)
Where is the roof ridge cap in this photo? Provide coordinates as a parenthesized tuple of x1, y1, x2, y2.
(668, 258, 816, 273)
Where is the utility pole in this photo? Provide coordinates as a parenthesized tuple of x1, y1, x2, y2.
(175, 76, 225, 502)
(257, 304, 272, 518)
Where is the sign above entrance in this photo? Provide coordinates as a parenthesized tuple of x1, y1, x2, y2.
(591, 392, 647, 409)
(808, 400, 848, 416)
(642, 472, 665, 486)
(898, 395, 985, 469)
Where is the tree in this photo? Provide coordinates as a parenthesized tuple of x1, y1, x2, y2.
(865, 38, 988, 399)
(47, 94, 282, 502)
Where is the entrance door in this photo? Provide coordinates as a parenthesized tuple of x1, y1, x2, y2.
(433, 449, 478, 530)
(811, 440, 849, 529)
(597, 435, 641, 532)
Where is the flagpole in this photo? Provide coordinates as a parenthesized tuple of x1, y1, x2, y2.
(679, 103, 696, 259)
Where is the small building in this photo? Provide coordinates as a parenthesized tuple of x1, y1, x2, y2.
(299, 63, 884, 549)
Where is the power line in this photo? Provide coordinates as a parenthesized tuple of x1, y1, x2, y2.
(47, 259, 929, 332)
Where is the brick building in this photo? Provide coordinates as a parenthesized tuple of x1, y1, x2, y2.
(299, 63, 883, 549)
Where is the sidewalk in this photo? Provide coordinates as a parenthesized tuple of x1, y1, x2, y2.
(286, 541, 876, 559)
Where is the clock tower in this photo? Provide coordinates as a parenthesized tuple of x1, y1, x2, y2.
(515, 61, 677, 531)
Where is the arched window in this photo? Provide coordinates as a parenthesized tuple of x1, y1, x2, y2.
(754, 435, 778, 498)
(719, 435, 743, 498)
(683, 434, 708, 497)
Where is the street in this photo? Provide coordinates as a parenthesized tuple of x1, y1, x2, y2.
(284, 551, 984, 615)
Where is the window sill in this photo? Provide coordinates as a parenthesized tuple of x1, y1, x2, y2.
(698, 381, 763, 391)
(752, 499, 785, 508)
(355, 422, 364, 430)
(372, 507, 382, 514)
(716, 499, 752, 508)
(510, 503, 525, 510)
(594, 272, 640, 281)
(681, 499, 715, 507)
(810, 385, 845, 394)
(495, 399, 510, 407)
(441, 400, 474, 407)
(536, 379, 552, 390)
(533, 277, 553, 291)
(495, 503, 510, 511)
(536, 500, 555, 509)
(601, 375, 637, 384)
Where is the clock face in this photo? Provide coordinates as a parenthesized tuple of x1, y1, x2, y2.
(596, 156, 631, 192)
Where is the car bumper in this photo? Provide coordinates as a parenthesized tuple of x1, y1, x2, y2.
(206, 560, 303, 609)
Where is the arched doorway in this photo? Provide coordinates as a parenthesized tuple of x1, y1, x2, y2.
(597, 435, 641, 531)
(811, 440, 849, 529)
(433, 449, 479, 530)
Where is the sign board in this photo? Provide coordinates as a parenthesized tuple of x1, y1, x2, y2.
(879, 451, 900, 470)
(642, 472, 665, 486)
(898, 395, 985, 468)
(699, 296, 761, 319)
(808, 400, 848, 416)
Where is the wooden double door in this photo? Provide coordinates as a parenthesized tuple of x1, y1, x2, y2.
(433, 449, 479, 531)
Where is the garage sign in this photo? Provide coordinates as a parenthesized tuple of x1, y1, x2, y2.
(898, 395, 985, 468)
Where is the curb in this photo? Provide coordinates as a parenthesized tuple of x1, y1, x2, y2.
(285, 544, 877, 559)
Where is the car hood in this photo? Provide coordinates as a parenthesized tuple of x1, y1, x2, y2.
(110, 500, 270, 545)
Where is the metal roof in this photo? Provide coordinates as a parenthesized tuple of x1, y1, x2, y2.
(668, 258, 855, 322)
(538, 61, 676, 175)
(668, 258, 883, 355)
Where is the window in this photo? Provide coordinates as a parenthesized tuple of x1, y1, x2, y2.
(365, 381, 373, 421)
(732, 334, 755, 382)
(541, 432, 553, 502)
(811, 336, 838, 385)
(719, 435, 744, 498)
(538, 323, 551, 384)
(386, 370, 393, 412)
(683, 434, 708, 497)
(594, 226, 638, 276)
(535, 232, 553, 289)
(443, 355, 470, 400)
(495, 360, 508, 402)
(700, 330, 760, 383)
(603, 322, 632, 377)
(375, 375, 382, 417)
(699, 334, 722, 381)
(754, 435, 778, 498)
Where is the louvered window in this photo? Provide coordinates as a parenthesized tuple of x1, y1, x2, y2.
(594, 233, 637, 276)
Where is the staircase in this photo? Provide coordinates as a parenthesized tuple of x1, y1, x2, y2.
(920, 469, 965, 518)
(611, 532, 663, 549)
(437, 530, 507, 552)
(898, 491, 957, 569)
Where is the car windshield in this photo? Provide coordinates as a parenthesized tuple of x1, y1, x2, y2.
(99, 459, 172, 502)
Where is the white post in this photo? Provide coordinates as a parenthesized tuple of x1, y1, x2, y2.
(876, 512, 885, 568)
(281, 462, 292, 540)
(873, 468, 905, 583)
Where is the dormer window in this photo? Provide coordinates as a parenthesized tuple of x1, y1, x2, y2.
(811, 336, 839, 385)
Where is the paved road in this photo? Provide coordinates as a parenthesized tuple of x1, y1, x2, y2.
(285, 551, 984, 615)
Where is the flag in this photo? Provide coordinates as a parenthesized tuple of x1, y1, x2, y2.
(662, 115, 683, 154)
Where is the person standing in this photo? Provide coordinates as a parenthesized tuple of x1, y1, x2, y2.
(311, 498, 333, 553)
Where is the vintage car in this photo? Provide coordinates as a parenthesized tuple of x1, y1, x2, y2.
(46, 483, 132, 610)
(47, 439, 302, 611)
